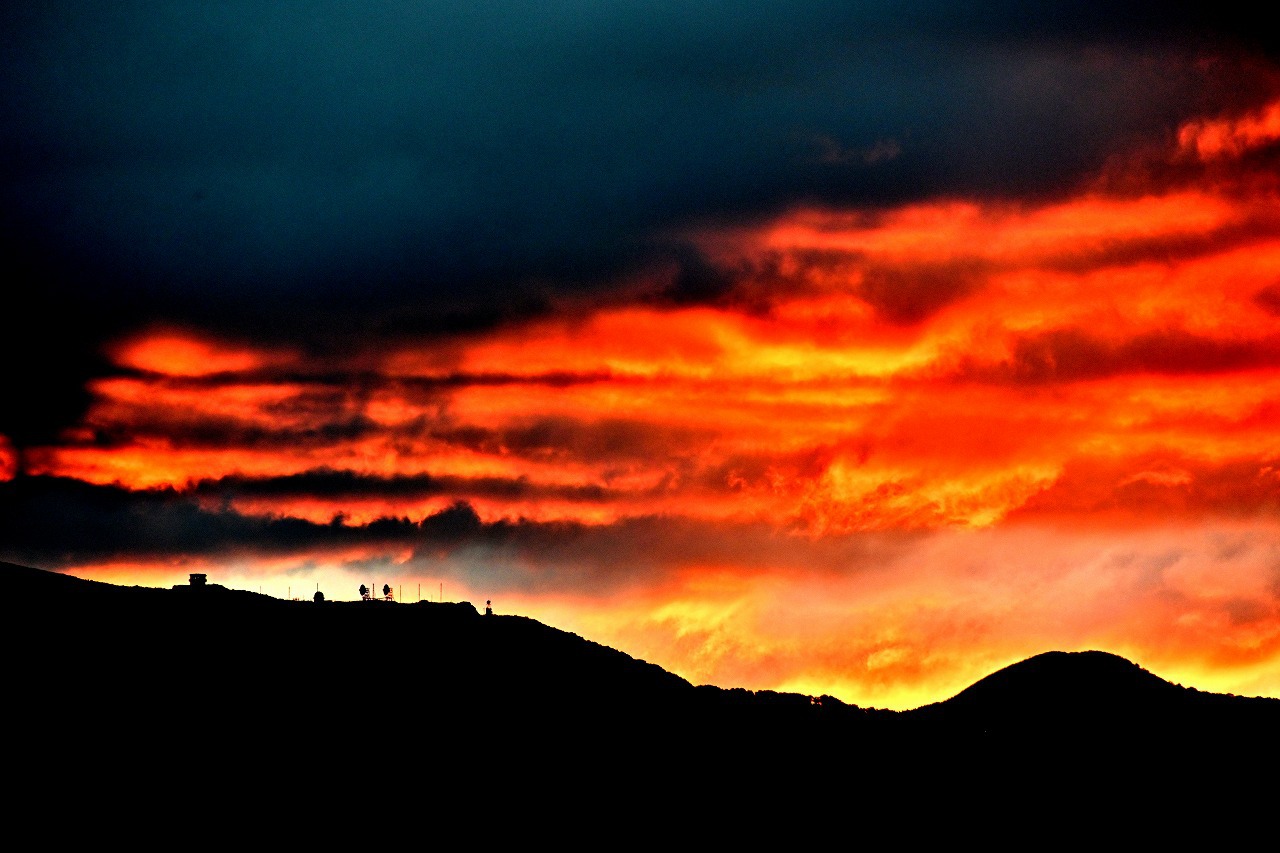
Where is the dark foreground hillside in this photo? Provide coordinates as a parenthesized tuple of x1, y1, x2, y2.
(6, 563, 1278, 838)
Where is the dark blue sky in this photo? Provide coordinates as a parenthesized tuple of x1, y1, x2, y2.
(2, 2, 1274, 445)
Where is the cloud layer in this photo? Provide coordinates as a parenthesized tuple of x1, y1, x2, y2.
(3, 4, 1279, 707)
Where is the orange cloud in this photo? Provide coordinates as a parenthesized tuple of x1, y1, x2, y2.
(110, 328, 289, 377)
(1178, 98, 1280, 161)
(40, 161, 1280, 531)
(20, 93, 1280, 707)
(0, 435, 17, 482)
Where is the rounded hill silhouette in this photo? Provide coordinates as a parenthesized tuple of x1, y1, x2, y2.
(935, 649, 1178, 717)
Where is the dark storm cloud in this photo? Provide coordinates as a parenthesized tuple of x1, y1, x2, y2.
(0, 475, 359, 565)
(191, 469, 613, 504)
(958, 328, 1280, 384)
(0, 475, 910, 593)
(79, 411, 384, 452)
(123, 366, 617, 390)
(2, 2, 1274, 445)
(698, 248, 991, 325)
(0, 475, 484, 566)
(857, 260, 990, 325)
(404, 510, 923, 595)
(430, 416, 710, 463)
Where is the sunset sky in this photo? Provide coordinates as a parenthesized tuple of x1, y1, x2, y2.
(4, 4, 1279, 709)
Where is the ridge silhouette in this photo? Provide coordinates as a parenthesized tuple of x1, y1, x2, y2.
(6, 562, 1277, 837)
(8, 562, 1277, 736)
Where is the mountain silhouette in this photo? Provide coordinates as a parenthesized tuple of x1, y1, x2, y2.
(6, 562, 1277, 837)
(895, 646, 1280, 794)
(4, 560, 693, 737)
(914, 648, 1278, 732)
(948, 649, 1177, 700)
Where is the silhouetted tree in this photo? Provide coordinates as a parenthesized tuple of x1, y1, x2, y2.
(382, 583, 391, 599)
(359, 584, 369, 600)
